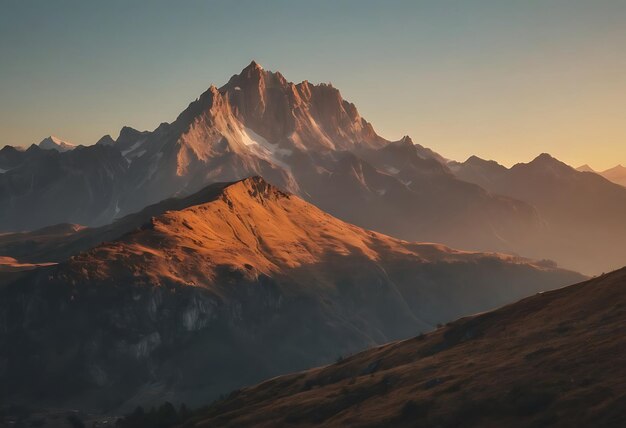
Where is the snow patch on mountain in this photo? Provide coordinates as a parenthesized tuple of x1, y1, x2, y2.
(240, 127, 292, 171)
(121, 139, 147, 158)
(39, 136, 76, 152)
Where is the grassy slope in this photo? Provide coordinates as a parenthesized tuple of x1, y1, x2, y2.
(187, 268, 626, 428)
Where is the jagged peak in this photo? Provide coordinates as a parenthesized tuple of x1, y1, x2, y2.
(246, 60, 263, 71)
(401, 135, 413, 142)
(223, 61, 288, 93)
(221, 176, 289, 202)
(39, 136, 76, 152)
(382, 136, 417, 154)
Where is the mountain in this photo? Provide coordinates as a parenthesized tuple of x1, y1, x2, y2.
(181, 266, 626, 428)
(0, 144, 129, 231)
(600, 164, 626, 187)
(4, 61, 623, 275)
(576, 164, 595, 173)
(0, 62, 544, 261)
(116, 63, 544, 258)
(0, 177, 581, 414)
(38, 136, 76, 152)
(450, 154, 626, 274)
(95, 134, 116, 146)
(576, 164, 626, 187)
(0, 145, 25, 173)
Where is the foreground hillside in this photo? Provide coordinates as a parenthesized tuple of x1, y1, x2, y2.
(184, 268, 626, 428)
(0, 178, 581, 414)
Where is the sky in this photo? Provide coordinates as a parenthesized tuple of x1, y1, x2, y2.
(1, 0, 625, 170)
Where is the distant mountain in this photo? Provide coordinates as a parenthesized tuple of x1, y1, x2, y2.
(576, 164, 626, 187)
(0, 144, 128, 231)
(0, 177, 581, 413)
(451, 154, 626, 273)
(182, 266, 626, 428)
(600, 164, 626, 187)
(38, 136, 76, 152)
(576, 164, 595, 173)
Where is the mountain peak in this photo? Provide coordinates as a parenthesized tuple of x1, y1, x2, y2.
(604, 164, 626, 173)
(222, 176, 289, 202)
(399, 135, 414, 145)
(465, 155, 491, 165)
(576, 164, 595, 172)
(599, 164, 626, 187)
(533, 152, 557, 162)
(39, 136, 76, 152)
(522, 153, 573, 173)
(246, 60, 263, 71)
(95, 135, 115, 146)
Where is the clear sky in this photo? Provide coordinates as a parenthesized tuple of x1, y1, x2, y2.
(1, 0, 625, 169)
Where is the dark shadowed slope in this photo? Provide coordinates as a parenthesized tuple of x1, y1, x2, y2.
(0, 178, 581, 413)
(184, 267, 626, 428)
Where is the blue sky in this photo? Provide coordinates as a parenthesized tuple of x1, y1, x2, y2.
(1, 0, 625, 168)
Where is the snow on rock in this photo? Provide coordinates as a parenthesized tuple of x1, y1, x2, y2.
(121, 139, 147, 158)
(240, 127, 293, 171)
(38, 136, 76, 152)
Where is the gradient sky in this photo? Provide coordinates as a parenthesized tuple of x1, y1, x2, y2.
(1, 0, 625, 169)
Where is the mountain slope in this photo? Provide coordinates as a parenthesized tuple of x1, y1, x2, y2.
(451, 154, 626, 273)
(182, 267, 626, 428)
(117, 62, 543, 257)
(0, 62, 544, 270)
(38, 136, 76, 152)
(0, 178, 581, 413)
(576, 164, 626, 187)
(600, 164, 626, 187)
(576, 164, 595, 173)
(0, 144, 128, 231)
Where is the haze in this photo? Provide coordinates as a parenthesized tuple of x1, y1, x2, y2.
(1, 0, 625, 169)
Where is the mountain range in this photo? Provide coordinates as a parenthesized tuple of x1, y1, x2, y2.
(180, 266, 626, 428)
(0, 177, 581, 415)
(1, 61, 623, 427)
(576, 164, 626, 187)
(450, 154, 626, 274)
(6, 61, 624, 275)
